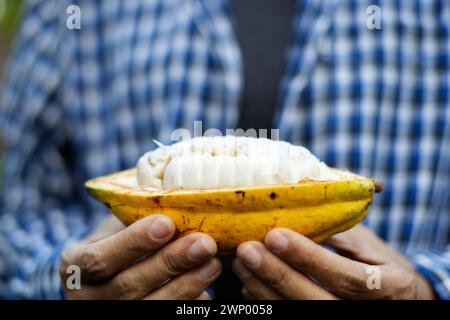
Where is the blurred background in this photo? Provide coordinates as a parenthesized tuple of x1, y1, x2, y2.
(0, 0, 20, 75)
(0, 0, 21, 187)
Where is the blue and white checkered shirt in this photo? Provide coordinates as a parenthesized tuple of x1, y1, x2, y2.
(1, 0, 449, 299)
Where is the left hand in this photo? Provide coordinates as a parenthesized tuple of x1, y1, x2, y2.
(232, 225, 436, 300)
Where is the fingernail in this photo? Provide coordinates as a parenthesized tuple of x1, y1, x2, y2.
(197, 259, 221, 281)
(148, 216, 171, 240)
(188, 239, 214, 260)
(232, 260, 252, 279)
(238, 243, 261, 267)
(266, 231, 289, 252)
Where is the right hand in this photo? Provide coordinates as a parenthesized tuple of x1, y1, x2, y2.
(59, 215, 221, 299)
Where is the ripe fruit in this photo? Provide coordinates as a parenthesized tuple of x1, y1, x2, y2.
(85, 137, 382, 255)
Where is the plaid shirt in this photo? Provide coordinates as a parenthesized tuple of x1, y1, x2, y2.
(1, 0, 449, 299)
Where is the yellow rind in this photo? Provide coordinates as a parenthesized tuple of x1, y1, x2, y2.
(85, 168, 376, 255)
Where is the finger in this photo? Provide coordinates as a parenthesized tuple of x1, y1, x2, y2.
(232, 259, 283, 300)
(375, 263, 417, 300)
(264, 228, 372, 298)
(324, 225, 389, 265)
(236, 241, 336, 299)
(326, 226, 415, 272)
(68, 214, 176, 281)
(84, 216, 126, 243)
(98, 232, 217, 299)
(146, 258, 221, 300)
(241, 287, 257, 300)
(196, 291, 212, 300)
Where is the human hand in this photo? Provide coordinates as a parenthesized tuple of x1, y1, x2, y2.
(60, 215, 221, 299)
(232, 225, 435, 300)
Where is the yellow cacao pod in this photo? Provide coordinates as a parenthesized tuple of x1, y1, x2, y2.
(85, 168, 382, 255)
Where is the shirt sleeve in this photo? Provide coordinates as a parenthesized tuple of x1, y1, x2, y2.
(0, 0, 102, 299)
(410, 247, 450, 300)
